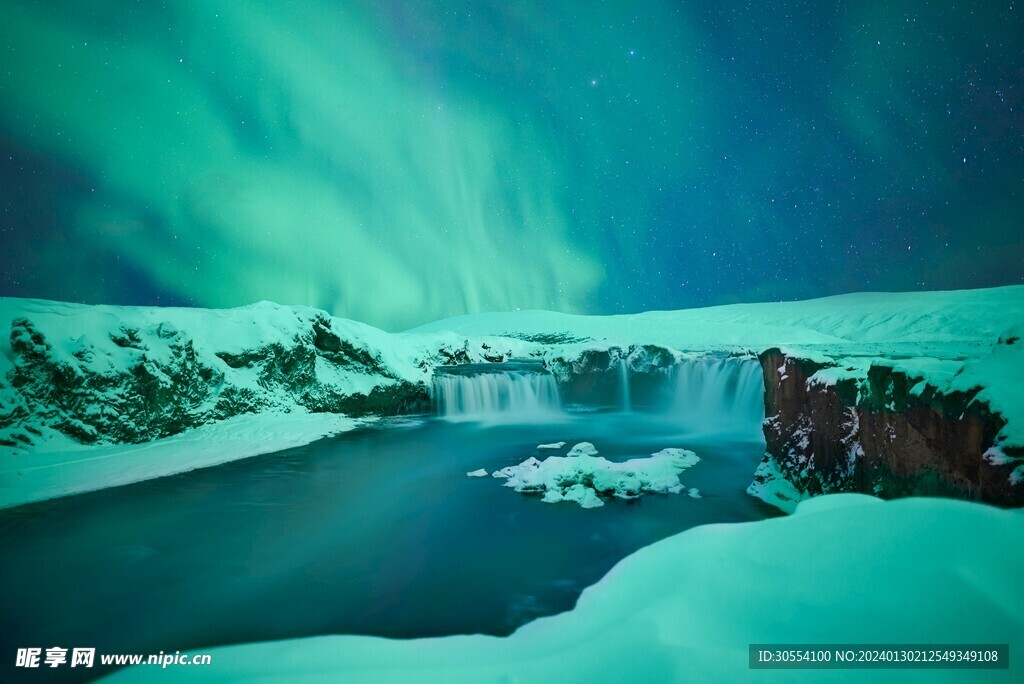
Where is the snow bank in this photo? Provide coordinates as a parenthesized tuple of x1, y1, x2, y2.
(105, 495, 1024, 683)
(0, 411, 365, 509)
(950, 334, 1024, 449)
(489, 443, 699, 508)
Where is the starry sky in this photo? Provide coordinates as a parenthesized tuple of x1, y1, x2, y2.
(0, 1, 1021, 330)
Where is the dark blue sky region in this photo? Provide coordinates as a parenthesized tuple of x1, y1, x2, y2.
(0, 0, 1021, 329)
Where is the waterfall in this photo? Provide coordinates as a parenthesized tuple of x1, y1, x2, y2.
(669, 357, 764, 437)
(433, 366, 563, 423)
(618, 359, 632, 413)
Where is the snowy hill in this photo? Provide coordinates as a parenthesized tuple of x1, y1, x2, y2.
(1, 286, 1022, 508)
(0, 299, 414, 450)
(410, 286, 1024, 350)
(0, 298, 535, 450)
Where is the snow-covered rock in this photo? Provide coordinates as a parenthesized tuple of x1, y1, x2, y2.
(566, 441, 598, 457)
(753, 344, 1024, 508)
(542, 483, 604, 508)
(0, 298, 538, 451)
(499, 444, 700, 507)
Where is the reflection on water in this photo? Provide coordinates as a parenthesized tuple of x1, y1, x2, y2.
(0, 411, 777, 681)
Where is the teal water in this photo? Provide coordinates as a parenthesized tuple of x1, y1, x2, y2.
(0, 411, 776, 681)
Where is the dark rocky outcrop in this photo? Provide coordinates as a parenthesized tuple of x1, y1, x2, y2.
(545, 344, 678, 407)
(753, 348, 1022, 507)
(1, 314, 431, 448)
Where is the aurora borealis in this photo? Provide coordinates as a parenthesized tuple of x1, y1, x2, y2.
(0, 1, 1021, 330)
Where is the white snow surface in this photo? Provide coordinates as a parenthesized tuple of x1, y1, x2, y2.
(0, 410, 365, 509)
(493, 443, 700, 508)
(410, 286, 1024, 349)
(413, 286, 1024, 447)
(105, 495, 1024, 684)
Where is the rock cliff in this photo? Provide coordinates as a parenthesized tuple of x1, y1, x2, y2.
(750, 345, 1023, 509)
(0, 300, 533, 450)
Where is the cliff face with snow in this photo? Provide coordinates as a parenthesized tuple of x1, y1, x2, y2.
(0, 299, 531, 451)
(750, 345, 1023, 510)
(2, 312, 416, 447)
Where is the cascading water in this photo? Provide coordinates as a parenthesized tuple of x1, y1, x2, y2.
(618, 359, 632, 413)
(433, 362, 563, 423)
(668, 357, 764, 438)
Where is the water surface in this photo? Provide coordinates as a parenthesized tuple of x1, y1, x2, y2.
(0, 410, 776, 681)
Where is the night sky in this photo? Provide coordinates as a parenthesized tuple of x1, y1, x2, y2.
(0, 1, 1021, 330)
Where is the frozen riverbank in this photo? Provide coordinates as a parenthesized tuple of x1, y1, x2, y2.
(0, 411, 363, 509)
